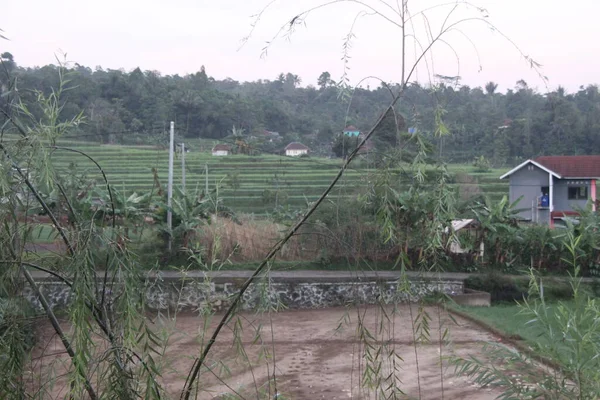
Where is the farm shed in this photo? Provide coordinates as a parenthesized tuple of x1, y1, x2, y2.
(446, 219, 484, 257)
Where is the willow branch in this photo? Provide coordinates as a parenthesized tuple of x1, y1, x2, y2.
(50, 145, 117, 311)
(180, 81, 406, 400)
(0, 260, 74, 286)
(0, 144, 75, 256)
(22, 267, 98, 400)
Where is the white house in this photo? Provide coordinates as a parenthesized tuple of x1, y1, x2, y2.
(445, 219, 484, 258)
(285, 142, 309, 157)
(211, 144, 231, 156)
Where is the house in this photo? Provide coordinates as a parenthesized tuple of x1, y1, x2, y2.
(445, 219, 484, 257)
(211, 144, 231, 156)
(343, 125, 360, 137)
(285, 142, 309, 157)
(500, 156, 599, 226)
(263, 130, 282, 141)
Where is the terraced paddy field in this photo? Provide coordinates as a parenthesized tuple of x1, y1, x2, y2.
(41, 140, 509, 214)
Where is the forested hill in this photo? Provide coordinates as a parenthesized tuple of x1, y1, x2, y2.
(2, 51, 600, 165)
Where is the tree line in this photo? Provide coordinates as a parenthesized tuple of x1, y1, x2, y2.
(2, 51, 599, 164)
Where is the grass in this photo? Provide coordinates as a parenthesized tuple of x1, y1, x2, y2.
(452, 297, 596, 365)
(452, 302, 552, 344)
(27, 224, 57, 244)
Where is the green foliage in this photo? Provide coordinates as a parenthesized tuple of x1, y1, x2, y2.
(4, 54, 600, 160)
(0, 296, 35, 397)
(453, 231, 600, 399)
(1, 67, 167, 399)
(331, 133, 360, 158)
(3, 3, 598, 398)
(465, 274, 577, 304)
(465, 274, 528, 303)
(225, 170, 241, 193)
(472, 155, 491, 172)
(468, 199, 600, 274)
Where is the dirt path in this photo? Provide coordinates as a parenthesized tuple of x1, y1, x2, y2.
(32, 305, 508, 399)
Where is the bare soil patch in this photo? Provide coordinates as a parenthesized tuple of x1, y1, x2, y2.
(31, 305, 508, 399)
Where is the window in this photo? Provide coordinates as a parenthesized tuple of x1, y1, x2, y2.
(568, 186, 588, 200)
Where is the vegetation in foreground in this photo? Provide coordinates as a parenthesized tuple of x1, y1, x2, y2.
(453, 233, 600, 398)
(2, 1, 600, 399)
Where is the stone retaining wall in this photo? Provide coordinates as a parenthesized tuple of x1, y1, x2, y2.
(23, 271, 464, 312)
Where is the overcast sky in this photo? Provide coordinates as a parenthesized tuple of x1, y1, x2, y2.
(3, 0, 599, 92)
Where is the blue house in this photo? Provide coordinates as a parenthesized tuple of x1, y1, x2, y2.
(500, 156, 599, 226)
(343, 125, 360, 137)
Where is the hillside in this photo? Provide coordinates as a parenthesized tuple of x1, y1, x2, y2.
(1, 52, 600, 167)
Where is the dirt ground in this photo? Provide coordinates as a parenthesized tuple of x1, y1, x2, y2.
(31, 305, 509, 399)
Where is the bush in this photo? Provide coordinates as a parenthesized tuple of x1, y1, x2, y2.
(465, 274, 527, 303)
(0, 297, 36, 396)
(472, 155, 491, 172)
(465, 273, 577, 303)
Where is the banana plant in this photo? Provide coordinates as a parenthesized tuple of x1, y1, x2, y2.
(152, 185, 237, 252)
(470, 195, 524, 268)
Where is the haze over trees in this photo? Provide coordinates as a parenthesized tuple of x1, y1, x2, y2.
(2, 52, 600, 164)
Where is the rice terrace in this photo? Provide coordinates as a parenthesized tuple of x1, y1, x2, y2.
(45, 140, 509, 215)
(3, 0, 600, 399)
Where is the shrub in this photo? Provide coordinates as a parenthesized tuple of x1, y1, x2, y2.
(472, 155, 491, 172)
(465, 274, 527, 303)
(465, 273, 577, 303)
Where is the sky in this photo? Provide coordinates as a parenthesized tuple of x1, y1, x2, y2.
(3, 0, 599, 93)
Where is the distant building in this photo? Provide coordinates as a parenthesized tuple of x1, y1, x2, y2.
(498, 119, 512, 130)
(500, 155, 599, 226)
(343, 125, 361, 137)
(211, 144, 231, 156)
(263, 130, 281, 140)
(445, 219, 484, 257)
(285, 142, 309, 157)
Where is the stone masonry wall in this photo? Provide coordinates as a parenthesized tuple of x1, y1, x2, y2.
(22, 272, 464, 312)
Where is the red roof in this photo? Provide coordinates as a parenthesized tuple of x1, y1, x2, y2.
(212, 144, 230, 152)
(343, 125, 359, 132)
(285, 142, 309, 151)
(534, 156, 600, 178)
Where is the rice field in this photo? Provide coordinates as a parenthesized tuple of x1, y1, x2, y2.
(45, 140, 509, 214)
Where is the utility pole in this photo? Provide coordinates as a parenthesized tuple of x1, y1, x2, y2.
(167, 121, 174, 252)
(205, 163, 209, 194)
(181, 142, 186, 193)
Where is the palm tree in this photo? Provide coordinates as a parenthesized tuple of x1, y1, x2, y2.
(485, 81, 498, 108)
(485, 81, 498, 96)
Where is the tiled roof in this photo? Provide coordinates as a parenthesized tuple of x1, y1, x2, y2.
(212, 144, 230, 151)
(285, 142, 309, 151)
(534, 156, 600, 178)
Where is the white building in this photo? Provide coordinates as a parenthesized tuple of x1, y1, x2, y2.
(211, 144, 231, 156)
(285, 142, 309, 157)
